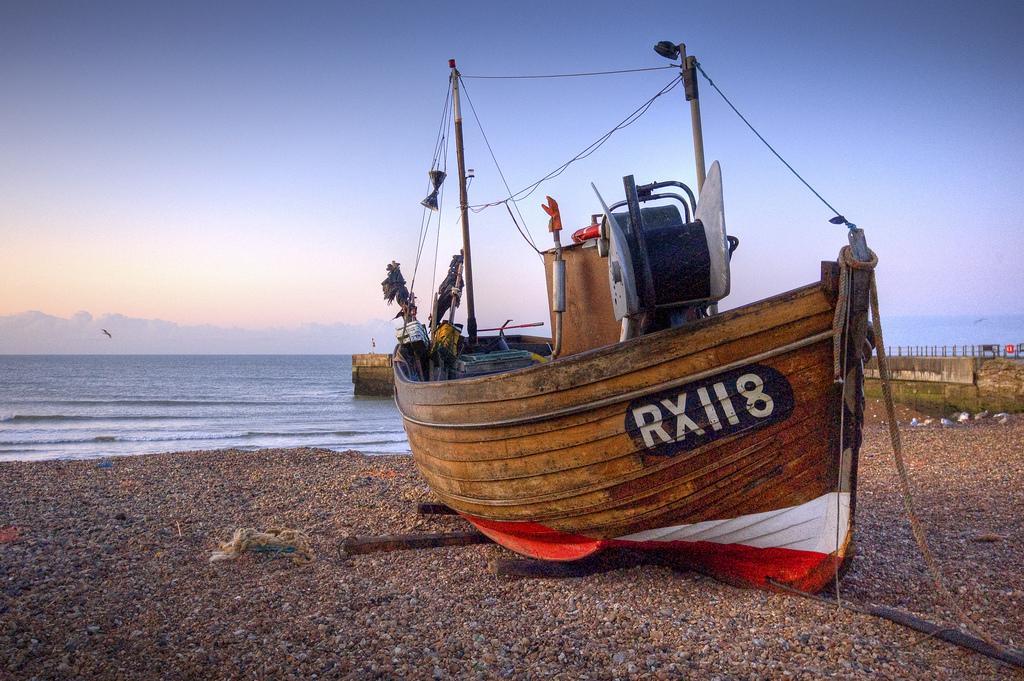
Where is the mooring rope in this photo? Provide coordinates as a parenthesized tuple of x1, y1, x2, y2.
(837, 247, 1008, 652)
(766, 577, 1023, 669)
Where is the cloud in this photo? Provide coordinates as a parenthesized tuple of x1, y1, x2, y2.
(0, 311, 395, 354)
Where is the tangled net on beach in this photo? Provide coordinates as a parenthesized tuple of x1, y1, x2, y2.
(209, 527, 314, 566)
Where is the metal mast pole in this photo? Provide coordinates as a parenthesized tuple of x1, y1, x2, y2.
(449, 59, 477, 344)
(678, 44, 707, 192)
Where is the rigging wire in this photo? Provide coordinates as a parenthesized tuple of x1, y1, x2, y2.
(411, 84, 454, 294)
(457, 76, 543, 256)
(413, 87, 453, 284)
(428, 181, 446, 305)
(428, 87, 452, 303)
(461, 64, 679, 79)
(503, 202, 541, 256)
(693, 61, 856, 229)
(410, 206, 431, 293)
(469, 75, 682, 212)
(426, 73, 452, 172)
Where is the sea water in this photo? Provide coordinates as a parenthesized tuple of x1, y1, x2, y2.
(876, 314, 1024, 349)
(0, 355, 407, 461)
(2, 314, 1021, 462)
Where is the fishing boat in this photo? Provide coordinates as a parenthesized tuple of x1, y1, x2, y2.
(387, 42, 875, 592)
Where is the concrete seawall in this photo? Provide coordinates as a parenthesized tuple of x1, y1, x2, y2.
(351, 353, 394, 397)
(865, 356, 1024, 413)
(349, 351, 1022, 410)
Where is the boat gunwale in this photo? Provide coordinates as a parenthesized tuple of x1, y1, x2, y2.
(399, 308, 835, 438)
(398, 329, 833, 429)
(394, 278, 830, 401)
(398, 320, 834, 445)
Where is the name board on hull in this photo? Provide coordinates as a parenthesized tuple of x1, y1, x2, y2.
(625, 364, 795, 457)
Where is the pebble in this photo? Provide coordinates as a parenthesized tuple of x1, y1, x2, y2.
(0, 433, 1019, 679)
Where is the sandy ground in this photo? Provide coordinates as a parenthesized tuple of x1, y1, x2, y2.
(1, 417, 1022, 679)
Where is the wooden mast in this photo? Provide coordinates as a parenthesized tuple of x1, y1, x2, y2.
(676, 43, 707, 192)
(449, 59, 477, 344)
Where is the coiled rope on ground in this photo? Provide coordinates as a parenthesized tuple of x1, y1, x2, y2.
(210, 527, 314, 566)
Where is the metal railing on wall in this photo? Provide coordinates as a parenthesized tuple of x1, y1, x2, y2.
(883, 343, 1024, 359)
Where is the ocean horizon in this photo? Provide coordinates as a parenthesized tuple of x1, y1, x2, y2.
(2, 315, 1021, 462)
(874, 313, 1023, 349)
(2, 313, 1021, 355)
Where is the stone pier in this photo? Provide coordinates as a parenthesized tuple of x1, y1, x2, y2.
(351, 353, 394, 397)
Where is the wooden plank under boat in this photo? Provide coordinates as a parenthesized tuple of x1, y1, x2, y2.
(396, 261, 870, 592)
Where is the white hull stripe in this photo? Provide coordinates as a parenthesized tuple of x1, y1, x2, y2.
(615, 492, 851, 555)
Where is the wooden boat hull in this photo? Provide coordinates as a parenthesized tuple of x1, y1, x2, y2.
(395, 263, 867, 592)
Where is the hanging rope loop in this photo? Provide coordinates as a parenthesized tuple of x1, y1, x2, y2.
(831, 245, 877, 382)
(839, 245, 878, 271)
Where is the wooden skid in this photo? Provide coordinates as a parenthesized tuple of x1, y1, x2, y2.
(342, 531, 491, 555)
(416, 502, 458, 516)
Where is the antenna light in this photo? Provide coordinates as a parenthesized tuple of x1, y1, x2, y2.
(654, 41, 680, 60)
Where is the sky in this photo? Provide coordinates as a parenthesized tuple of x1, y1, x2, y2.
(1, 1, 1022, 352)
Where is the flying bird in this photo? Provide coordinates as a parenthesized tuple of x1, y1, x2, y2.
(101, 329, 112, 339)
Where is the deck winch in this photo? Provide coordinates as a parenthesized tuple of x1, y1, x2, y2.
(595, 161, 737, 337)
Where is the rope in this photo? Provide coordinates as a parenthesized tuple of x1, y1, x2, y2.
(831, 246, 879, 604)
(832, 246, 878, 381)
(837, 247, 1008, 652)
(694, 61, 856, 230)
(461, 64, 679, 79)
(766, 579, 1024, 669)
(209, 527, 314, 566)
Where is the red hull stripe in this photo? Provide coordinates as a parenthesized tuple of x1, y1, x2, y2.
(465, 516, 603, 562)
(463, 515, 841, 592)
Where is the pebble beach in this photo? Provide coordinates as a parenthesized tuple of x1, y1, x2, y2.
(1, 410, 1021, 679)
